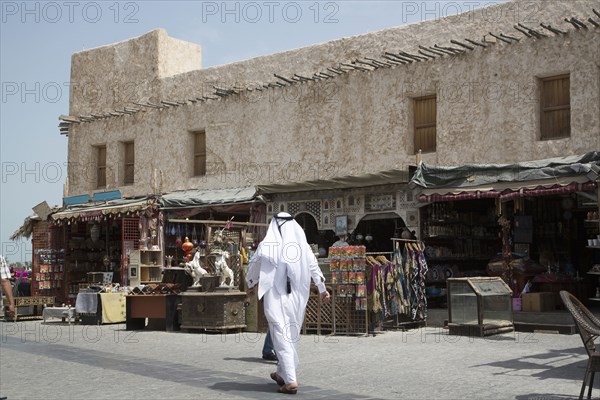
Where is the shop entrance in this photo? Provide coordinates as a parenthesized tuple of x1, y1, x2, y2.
(353, 213, 406, 253)
(294, 212, 319, 245)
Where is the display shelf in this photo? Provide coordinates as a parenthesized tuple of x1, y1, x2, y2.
(140, 265, 163, 283)
(133, 249, 165, 285)
(587, 246, 600, 250)
(589, 298, 600, 302)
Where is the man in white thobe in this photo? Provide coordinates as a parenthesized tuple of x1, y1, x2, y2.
(245, 212, 330, 394)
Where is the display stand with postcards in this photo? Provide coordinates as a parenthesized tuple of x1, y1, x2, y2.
(303, 246, 369, 336)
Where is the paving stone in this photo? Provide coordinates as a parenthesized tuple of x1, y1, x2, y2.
(0, 321, 590, 399)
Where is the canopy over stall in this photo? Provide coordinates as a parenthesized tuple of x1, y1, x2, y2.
(51, 197, 156, 221)
(257, 169, 410, 194)
(410, 152, 600, 202)
(11, 213, 43, 241)
(159, 186, 262, 210)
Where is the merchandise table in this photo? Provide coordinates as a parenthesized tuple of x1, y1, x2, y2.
(42, 307, 76, 324)
(126, 294, 181, 332)
(7, 296, 55, 322)
(75, 292, 126, 324)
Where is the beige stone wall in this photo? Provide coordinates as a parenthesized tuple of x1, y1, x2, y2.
(65, 0, 600, 198)
(157, 0, 597, 105)
(69, 29, 202, 116)
(68, 0, 596, 115)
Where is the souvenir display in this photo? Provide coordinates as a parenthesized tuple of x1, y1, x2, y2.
(329, 245, 367, 310)
(366, 240, 428, 324)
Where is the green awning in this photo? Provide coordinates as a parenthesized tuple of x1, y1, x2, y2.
(159, 187, 261, 210)
(410, 152, 600, 190)
(409, 152, 600, 202)
(257, 169, 410, 194)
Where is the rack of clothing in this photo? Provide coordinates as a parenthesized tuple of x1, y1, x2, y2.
(366, 239, 428, 329)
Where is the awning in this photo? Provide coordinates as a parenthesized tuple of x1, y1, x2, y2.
(158, 187, 262, 210)
(51, 197, 154, 221)
(10, 213, 42, 240)
(411, 152, 600, 203)
(419, 177, 597, 202)
(257, 169, 410, 194)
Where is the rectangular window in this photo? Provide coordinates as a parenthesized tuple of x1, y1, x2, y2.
(193, 131, 206, 176)
(414, 95, 436, 154)
(540, 74, 570, 140)
(96, 145, 106, 188)
(124, 141, 134, 185)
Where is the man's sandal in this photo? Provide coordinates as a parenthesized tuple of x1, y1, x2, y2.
(270, 372, 284, 386)
(277, 385, 298, 395)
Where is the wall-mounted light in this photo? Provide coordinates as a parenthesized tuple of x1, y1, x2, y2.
(365, 233, 373, 242)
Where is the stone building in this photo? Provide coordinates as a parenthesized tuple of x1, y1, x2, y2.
(63, 0, 598, 192)
(59, 0, 599, 236)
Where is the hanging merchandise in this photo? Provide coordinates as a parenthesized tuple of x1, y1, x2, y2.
(404, 241, 428, 321)
(191, 225, 198, 246)
(366, 239, 429, 329)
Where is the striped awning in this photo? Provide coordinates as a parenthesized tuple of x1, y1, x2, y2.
(418, 178, 597, 203)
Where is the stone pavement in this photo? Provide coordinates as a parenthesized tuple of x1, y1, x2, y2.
(0, 320, 591, 400)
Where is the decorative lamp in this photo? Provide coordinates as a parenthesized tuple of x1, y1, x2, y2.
(182, 237, 194, 261)
(355, 233, 364, 241)
(365, 233, 373, 242)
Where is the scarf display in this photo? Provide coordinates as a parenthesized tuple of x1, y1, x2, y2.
(366, 241, 428, 322)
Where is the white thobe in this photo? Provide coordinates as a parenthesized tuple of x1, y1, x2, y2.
(246, 214, 326, 384)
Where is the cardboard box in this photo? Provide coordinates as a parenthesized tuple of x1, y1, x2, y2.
(522, 292, 555, 312)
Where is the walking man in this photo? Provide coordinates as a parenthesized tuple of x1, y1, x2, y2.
(245, 213, 330, 394)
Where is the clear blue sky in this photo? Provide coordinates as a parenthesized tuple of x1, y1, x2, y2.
(0, 0, 503, 262)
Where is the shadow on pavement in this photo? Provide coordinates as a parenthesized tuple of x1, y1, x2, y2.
(224, 356, 276, 364)
(515, 394, 578, 400)
(210, 381, 276, 394)
(472, 347, 586, 381)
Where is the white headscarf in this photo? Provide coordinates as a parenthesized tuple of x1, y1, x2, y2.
(246, 212, 316, 300)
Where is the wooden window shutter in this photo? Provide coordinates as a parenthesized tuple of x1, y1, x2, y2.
(414, 95, 437, 154)
(194, 131, 206, 176)
(124, 141, 135, 185)
(96, 146, 106, 188)
(540, 74, 570, 140)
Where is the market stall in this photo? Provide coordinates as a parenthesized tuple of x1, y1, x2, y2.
(31, 197, 160, 305)
(410, 152, 600, 308)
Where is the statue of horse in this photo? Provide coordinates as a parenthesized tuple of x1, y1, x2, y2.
(184, 250, 208, 287)
(213, 250, 234, 287)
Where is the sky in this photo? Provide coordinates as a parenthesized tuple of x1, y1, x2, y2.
(0, 0, 505, 263)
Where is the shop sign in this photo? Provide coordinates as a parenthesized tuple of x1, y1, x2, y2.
(365, 194, 395, 211)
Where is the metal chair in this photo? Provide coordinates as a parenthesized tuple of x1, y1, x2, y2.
(560, 290, 600, 399)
